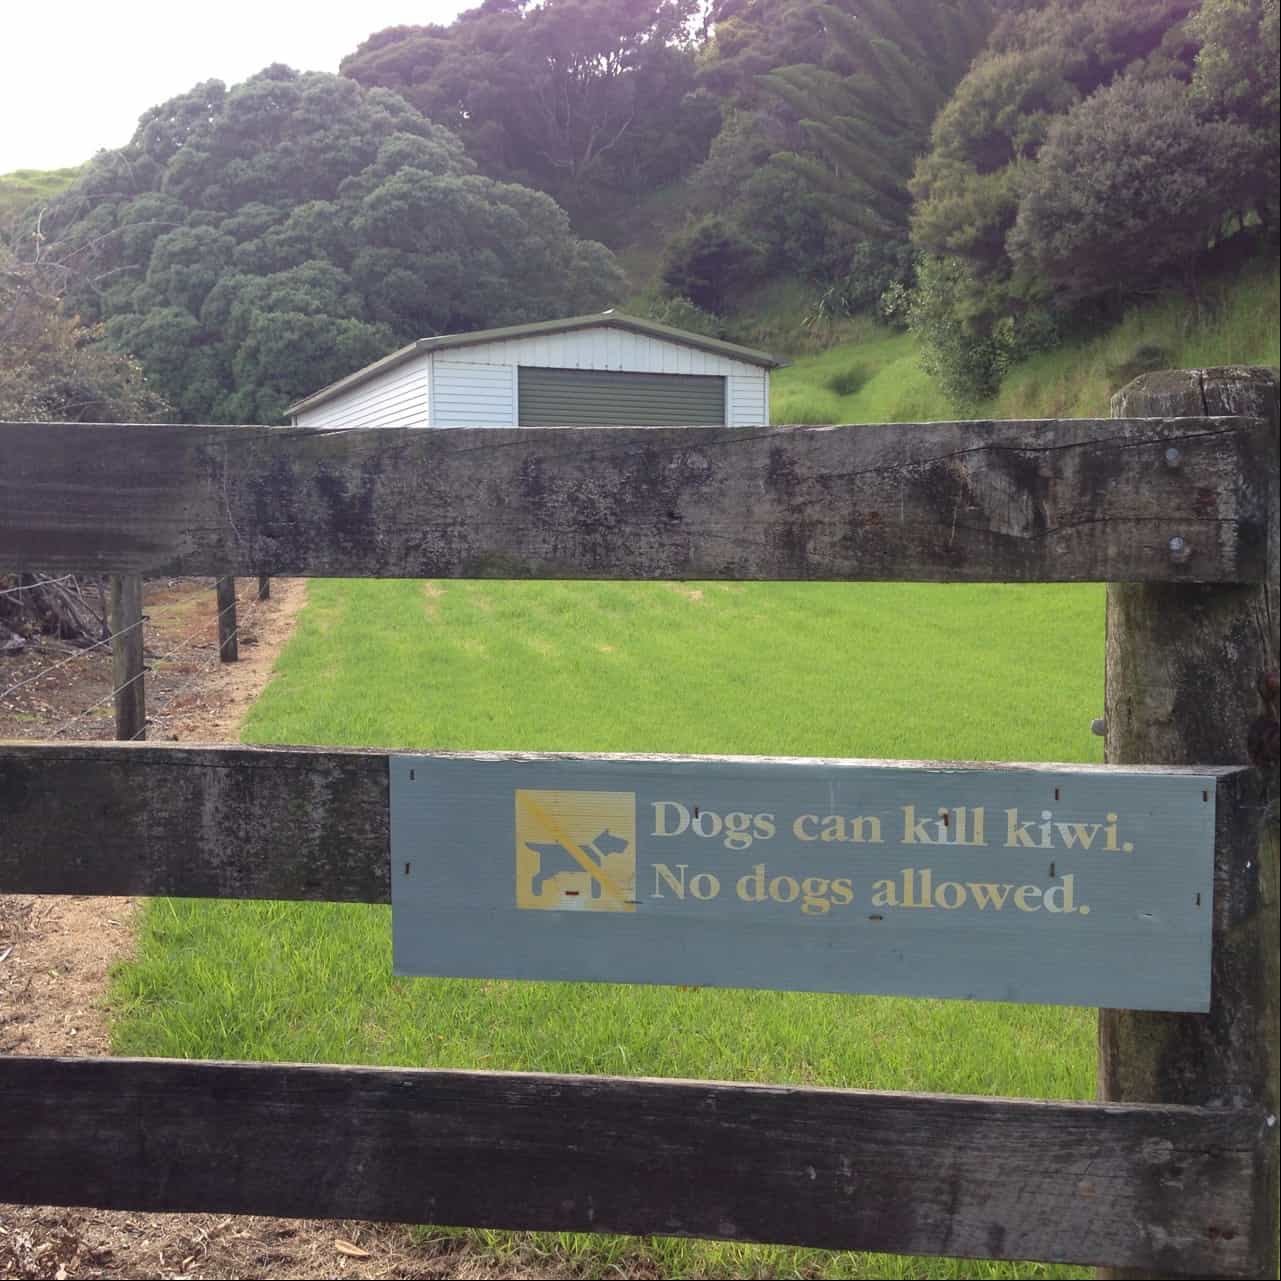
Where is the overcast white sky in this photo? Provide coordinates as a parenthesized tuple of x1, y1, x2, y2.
(1, 1, 467, 173)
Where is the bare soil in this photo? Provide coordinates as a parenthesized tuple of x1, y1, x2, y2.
(0, 578, 572, 1280)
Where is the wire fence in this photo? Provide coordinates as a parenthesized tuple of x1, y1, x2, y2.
(0, 575, 76, 601)
(121, 588, 262, 742)
(0, 615, 147, 705)
(2, 580, 263, 741)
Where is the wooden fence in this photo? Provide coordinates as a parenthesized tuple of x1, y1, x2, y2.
(0, 367, 1276, 1279)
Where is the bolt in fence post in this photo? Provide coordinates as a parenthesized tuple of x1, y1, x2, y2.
(108, 575, 145, 741)
(257, 575, 271, 601)
(216, 576, 239, 663)
(1100, 368, 1279, 1281)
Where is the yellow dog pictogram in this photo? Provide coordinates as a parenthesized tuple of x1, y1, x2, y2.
(515, 790, 636, 912)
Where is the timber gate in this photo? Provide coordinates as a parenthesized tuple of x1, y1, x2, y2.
(0, 367, 1277, 1279)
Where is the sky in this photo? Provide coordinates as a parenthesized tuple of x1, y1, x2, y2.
(0, 1, 467, 173)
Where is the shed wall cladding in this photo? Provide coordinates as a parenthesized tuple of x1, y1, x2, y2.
(431, 361, 516, 426)
(727, 374, 768, 428)
(293, 353, 429, 430)
(518, 367, 726, 426)
(459, 328, 744, 374)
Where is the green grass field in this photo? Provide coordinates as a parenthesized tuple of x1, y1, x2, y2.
(113, 577, 1104, 1280)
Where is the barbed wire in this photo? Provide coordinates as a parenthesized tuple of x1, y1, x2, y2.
(48, 586, 259, 741)
(0, 575, 75, 601)
(0, 615, 148, 705)
(132, 588, 262, 741)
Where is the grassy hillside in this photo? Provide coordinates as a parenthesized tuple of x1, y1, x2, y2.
(0, 165, 82, 231)
(769, 256, 1280, 424)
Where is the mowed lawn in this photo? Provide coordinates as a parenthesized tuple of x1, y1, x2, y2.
(112, 577, 1106, 1280)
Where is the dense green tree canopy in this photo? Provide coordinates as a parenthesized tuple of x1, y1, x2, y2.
(1007, 75, 1256, 297)
(341, 0, 718, 232)
(36, 66, 624, 423)
(1190, 0, 1280, 223)
(911, 0, 1201, 288)
(764, 0, 993, 241)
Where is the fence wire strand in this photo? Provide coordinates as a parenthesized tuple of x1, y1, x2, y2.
(20, 581, 260, 740)
(0, 575, 76, 601)
(0, 615, 148, 705)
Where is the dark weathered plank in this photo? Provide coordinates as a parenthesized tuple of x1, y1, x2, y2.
(0, 417, 1269, 582)
(0, 1055, 1265, 1276)
(0, 742, 390, 902)
(0, 742, 1248, 906)
(1100, 369, 1279, 1281)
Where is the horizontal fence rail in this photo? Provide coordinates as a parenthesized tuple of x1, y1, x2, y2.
(0, 742, 1252, 907)
(0, 417, 1270, 583)
(0, 1055, 1267, 1277)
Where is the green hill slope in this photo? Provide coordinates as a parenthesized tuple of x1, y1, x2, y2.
(771, 256, 1280, 424)
(0, 165, 83, 231)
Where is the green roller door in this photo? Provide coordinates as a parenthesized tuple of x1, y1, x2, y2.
(517, 367, 726, 426)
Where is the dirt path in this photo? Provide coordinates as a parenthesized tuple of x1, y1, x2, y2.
(0, 578, 573, 1280)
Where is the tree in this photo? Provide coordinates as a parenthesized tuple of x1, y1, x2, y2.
(905, 0, 1211, 402)
(764, 0, 993, 240)
(341, 0, 715, 229)
(33, 67, 625, 424)
(910, 0, 1201, 286)
(1190, 0, 1280, 226)
(0, 249, 170, 647)
(0, 250, 167, 423)
(1007, 76, 1257, 301)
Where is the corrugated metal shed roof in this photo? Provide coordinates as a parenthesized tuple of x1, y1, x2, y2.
(286, 310, 784, 417)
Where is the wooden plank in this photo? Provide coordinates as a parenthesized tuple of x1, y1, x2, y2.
(0, 740, 1246, 905)
(0, 742, 390, 903)
(1099, 368, 1279, 1280)
(0, 1054, 1264, 1277)
(108, 574, 145, 740)
(390, 754, 1219, 1011)
(0, 417, 1268, 583)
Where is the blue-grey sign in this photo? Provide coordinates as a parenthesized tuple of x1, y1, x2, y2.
(390, 754, 1216, 1010)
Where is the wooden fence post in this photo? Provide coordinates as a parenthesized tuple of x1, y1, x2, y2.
(108, 575, 145, 741)
(1101, 368, 1279, 1281)
(257, 575, 271, 601)
(215, 577, 238, 663)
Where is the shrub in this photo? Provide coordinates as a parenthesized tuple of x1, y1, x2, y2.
(644, 295, 729, 339)
(825, 365, 871, 397)
(660, 216, 763, 314)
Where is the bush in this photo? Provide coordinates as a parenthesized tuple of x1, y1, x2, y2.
(908, 257, 1059, 407)
(644, 295, 729, 339)
(835, 240, 918, 315)
(825, 365, 871, 397)
(1106, 341, 1173, 389)
(660, 215, 763, 314)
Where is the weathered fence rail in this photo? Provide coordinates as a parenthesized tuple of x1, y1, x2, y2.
(0, 368, 1276, 1280)
(0, 416, 1269, 582)
(0, 742, 1253, 904)
(0, 1055, 1262, 1276)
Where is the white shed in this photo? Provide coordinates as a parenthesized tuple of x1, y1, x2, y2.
(286, 311, 782, 430)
